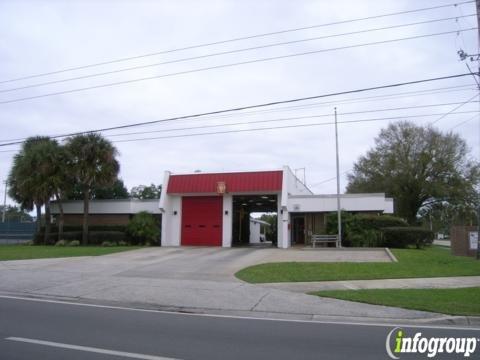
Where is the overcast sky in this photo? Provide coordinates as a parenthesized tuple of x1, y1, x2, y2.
(0, 0, 479, 206)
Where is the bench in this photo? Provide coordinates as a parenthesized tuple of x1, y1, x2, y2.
(311, 234, 340, 248)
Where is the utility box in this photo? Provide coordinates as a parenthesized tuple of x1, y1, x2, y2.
(450, 225, 478, 257)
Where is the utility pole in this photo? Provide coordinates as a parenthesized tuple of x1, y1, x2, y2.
(2, 181, 6, 223)
(476, 0, 480, 259)
(334, 108, 342, 246)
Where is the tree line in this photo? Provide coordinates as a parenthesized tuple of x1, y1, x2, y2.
(7, 133, 161, 245)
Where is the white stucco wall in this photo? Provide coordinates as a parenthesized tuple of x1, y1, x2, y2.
(277, 193, 290, 248)
(222, 194, 232, 247)
(161, 195, 182, 246)
(249, 221, 261, 244)
(287, 193, 394, 213)
(283, 165, 314, 196)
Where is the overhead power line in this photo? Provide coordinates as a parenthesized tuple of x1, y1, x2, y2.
(1, 111, 476, 153)
(195, 85, 477, 122)
(309, 170, 351, 187)
(0, 0, 473, 85)
(112, 111, 479, 144)
(0, 28, 476, 106)
(429, 93, 479, 124)
(111, 110, 478, 141)
(1, 15, 473, 94)
(0, 84, 475, 144)
(96, 101, 480, 139)
(0, 72, 475, 147)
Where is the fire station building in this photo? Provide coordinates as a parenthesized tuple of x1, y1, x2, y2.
(159, 166, 393, 248)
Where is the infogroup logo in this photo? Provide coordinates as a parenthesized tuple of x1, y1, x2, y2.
(385, 327, 478, 359)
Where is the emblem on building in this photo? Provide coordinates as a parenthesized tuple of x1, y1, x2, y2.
(216, 181, 226, 194)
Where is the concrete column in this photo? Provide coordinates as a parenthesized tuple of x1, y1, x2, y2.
(277, 194, 290, 248)
(159, 171, 171, 247)
(222, 195, 233, 247)
(280, 210, 290, 249)
(160, 210, 168, 246)
(161, 196, 181, 246)
(169, 196, 182, 246)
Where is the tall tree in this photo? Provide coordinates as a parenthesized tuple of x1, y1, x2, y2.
(50, 144, 71, 241)
(130, 184, 162, 199)
(7, 137, 64, 241)
(65, 134, 119, 244)
(347, 121, 480, 224)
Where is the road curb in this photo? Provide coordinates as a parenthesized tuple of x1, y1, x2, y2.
(1, 290, 479, 329)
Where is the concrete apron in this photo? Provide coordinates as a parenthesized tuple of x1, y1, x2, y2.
(0, 247, 476, 326)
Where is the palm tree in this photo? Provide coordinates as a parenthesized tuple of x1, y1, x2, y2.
(7, 137, 62, 242)
(8, 153, 38, 230)
(65, 134, 120, 245)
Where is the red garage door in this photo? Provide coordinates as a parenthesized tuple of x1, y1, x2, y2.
(181, 196, 222, 246)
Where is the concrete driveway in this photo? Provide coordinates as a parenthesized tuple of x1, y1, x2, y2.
(0, 247, 453, 323)
(114, 246, 393, 282)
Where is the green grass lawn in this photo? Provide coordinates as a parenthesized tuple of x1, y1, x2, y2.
(312, 287, 480, 316)
(235, 246, 480, 283)
(0, 245, 142, 261)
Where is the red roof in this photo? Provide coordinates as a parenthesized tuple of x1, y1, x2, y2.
(167, 170, 283, 194)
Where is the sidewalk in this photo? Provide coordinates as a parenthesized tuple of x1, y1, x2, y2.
(259, 276, 480, 293)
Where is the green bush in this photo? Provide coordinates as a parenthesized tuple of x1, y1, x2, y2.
(55, 240, 67, 246)
(88, 231, 125, 245)
(381, 227, 434, 249)
(126, 211, 160, 245)
(326, 212, 408, 247)
(118, 240, 128, 246)
(34, 229, 127, 245)
(101, 241, 114, 247)
(352, 214, 407, 229)
(68, 240, 80, 246)
(34, 231, 83, 245)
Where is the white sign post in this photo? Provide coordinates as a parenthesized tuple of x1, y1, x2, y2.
(469, 232, 478, 250)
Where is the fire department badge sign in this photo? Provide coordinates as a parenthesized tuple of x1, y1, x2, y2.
(216, 181, 226, 194)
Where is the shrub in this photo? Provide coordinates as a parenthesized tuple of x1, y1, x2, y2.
(126, 211, 160, 245)
(23, 240, 34, 246)
(118, 241, 128, 246)
(68, 240, 80, 247)
(34, 231, 83, 245)
(349, 228, 380, 247)
(352, 214, 407, 229)
(381, 227, 434, 249)
(101, 241, 114, 247)
(87, 231, 125, 245)
(326, 212, 408, 247)
(55, 240, 67, 246)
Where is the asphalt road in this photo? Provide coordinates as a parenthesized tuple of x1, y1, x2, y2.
(0, 296, 478, 360)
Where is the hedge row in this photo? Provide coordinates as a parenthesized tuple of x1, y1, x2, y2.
(35, 213, 161, 246)
(326, 212, 433, 248)
(381, 227, 434, 249)
(35, 231, 128, 245)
